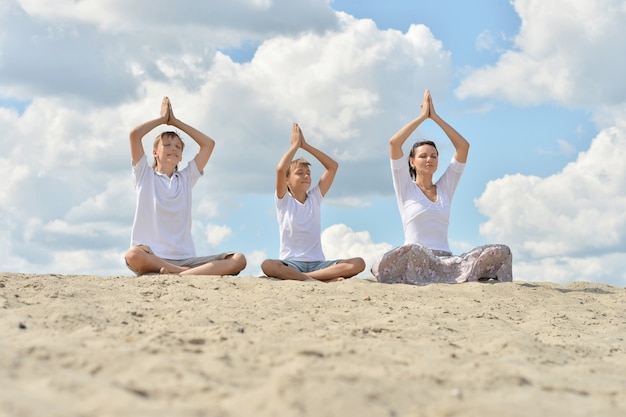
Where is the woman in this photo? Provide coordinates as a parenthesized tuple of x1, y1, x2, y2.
(372, 89, 512, 285)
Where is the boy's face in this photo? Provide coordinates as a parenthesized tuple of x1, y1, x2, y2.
(154, 135, 183, 167)
(287, 163, 311, 193)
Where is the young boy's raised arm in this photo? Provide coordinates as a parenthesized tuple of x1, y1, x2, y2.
(275, 123, 302, 199)
(165, 99, 216, 172)
(129, 96, 170, 165)
(300, 133, 338, 197)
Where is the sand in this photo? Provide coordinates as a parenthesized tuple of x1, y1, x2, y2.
(1, 272, 625, 417)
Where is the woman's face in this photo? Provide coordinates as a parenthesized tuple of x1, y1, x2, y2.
(410, 144, 439, 176)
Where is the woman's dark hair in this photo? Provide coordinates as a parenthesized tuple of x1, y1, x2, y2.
(408, 140, 438, 180)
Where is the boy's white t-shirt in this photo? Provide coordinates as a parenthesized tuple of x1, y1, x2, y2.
(130, 154, 202, 259)
(276, 185, 325, 261)
(391, 156, 464, 253)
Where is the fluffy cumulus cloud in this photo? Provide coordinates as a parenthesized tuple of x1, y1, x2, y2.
(456, 0, 626, 108)
(205, 224, 233, 247)
(17, 0, 337, 34)
(244, 249, 268, 277)
(456, 0, 626, 285)
(0, 0, 450, 275)
(9, 0, 622, 285)
(3, 0, 338, 102)
(322, 224, 392, 278)
(476, 125, 626, 285)
(513, 253, 625, 286)
(0, 0, 626, 285)
(185, 14, 450, 197)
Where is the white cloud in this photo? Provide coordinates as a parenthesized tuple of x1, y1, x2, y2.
(456, 0, 626, 107)
(0, 218, 29, 272)
(48, 249, 128, 276)
(475, 30, 496, 52)
(193, 14, 451, 198)
(244, 249, 268, 277)
(0, 6, 451, 275)
(206, 224, 233, 247)
(0, 0, 622, 288)
(451, 0, 626, 285)
(514, 254, 626, 287)
(557, 139, 577, 155)
(66, 180, 135, 223)
(476, 125, 626, 283)
(326, 197, 373, 208)
(17, 0, 336, 34)
(322, 223, 392, 277)
(0, 0, 488, 276)
(3, 0, 338, 102)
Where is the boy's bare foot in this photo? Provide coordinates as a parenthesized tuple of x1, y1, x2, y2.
(159, 265, 188, 275)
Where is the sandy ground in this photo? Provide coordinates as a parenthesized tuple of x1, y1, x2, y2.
(1, 272, 625, 417)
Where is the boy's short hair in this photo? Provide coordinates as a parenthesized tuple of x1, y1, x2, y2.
(286, 158, 311, 177)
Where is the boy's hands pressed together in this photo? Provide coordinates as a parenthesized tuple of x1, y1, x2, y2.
(166, 98, 178, 126)
(160, 96, 171, 123)
(291, 123, 303, 149)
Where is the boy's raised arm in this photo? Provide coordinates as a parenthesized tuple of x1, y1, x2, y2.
(275, 123, 302, 199)
(166, 99, 216, 172)
(129, 96, 170, 165)
(301, 133, 338, 197)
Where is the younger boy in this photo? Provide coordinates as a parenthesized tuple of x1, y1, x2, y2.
(261, 123, 365, 281)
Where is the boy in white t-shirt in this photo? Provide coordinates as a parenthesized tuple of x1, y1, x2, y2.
(124, 96, 246, 276)
(261, 123, 365, 282)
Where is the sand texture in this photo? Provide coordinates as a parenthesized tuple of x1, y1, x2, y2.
(1, 273, 625, 417)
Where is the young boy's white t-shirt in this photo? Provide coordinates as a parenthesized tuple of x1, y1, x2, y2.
(276, 185, 325, 262)
(130, 154, 202, 259)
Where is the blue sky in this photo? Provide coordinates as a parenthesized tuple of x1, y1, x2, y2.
(1, 0, 625, 285)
